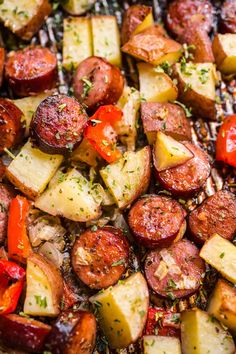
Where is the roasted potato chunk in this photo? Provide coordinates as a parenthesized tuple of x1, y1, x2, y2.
(122, 25, 182, 66)
(208, 279, 236, 333)
(174, 62, 217, 120)
(121, 5, 154, 44)
(179, 25, 214, 63)
(212, 33, 236, 75)
(141, 102, 191, 144)
(62, 0, 96, 15)
(0, 0, 51, 40)
(143, 336, 181, 354)
(181, 308, 235, 354)
(138, 63, 178, 103)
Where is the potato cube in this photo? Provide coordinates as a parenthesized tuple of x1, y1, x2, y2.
(6, 140, 63, 199)
(208, 279, 236, 332)
(200, 234, 236, 284)
(181, 309, 235, 354)
(138, 62, 178, 103)
(91, 16, 121, 67)
(143, 335, 181, 354)
(63, 17, 93, 70)
(212, 34, 236, 75)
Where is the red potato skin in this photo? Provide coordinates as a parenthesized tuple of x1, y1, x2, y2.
(220, 0, 236, 34)
(145, 239, 205, 299)
(45, 310, 96, 354)
(166, 0, 214, 38)
(178, 25, 214, 63)
(30, 95, 88, 155)
(0, 183, 15, 244)
(128, 195, 186, 249)
(5, 47, 57, 97)
(71, 226, 129, 289)
(188, 190, 236, 245)
(0, 314, 51, 353)
(73, 56, 124, 112)
(0, 99, 24, 153)
(155, 142, 210, 197)
(0, 48, 5, 87)
(141, 102, 192, 143)
(121, 5, 152, 44)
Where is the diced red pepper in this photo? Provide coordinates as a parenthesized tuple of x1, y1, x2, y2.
(0, 259, 25, 315)
(84, 105, 123, 163)
(216, 115, 236, 168)
(8, 195, 32, 263)
(144, 307, 181, 337)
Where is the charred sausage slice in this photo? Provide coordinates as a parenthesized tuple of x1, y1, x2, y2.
(0, 183, 14, 244)
(166, 0, 214, 38)
(155, 142, 210, 196)
(145, 239, 205, 299)
(0, 99, 24, 153)
(71, 226, 129, 289)
(45, 310, 96, 354)
(73, 56, 124, 112)
(128, 195, 186, 249)
(0, 314, 51, 353)
(121, 5, 152, 44)
(5, 47, 57, 97)
(31, 95, 88, 155)
(220, 0, 236, 34)
(141, 102, 192, 144)
(189, 190, 236, 245)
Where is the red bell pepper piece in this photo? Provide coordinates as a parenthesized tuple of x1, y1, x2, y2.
(84, 105, 123, 163)
(8, 195, 32, 263)
(0, 259, 25, 315)
(144, 307, 180, 337)
(62, 280, 78, 310)
(216, 114, 236, 168)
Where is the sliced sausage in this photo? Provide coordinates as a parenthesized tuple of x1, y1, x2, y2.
(155, 142, 210, 196)
(189, 190, 236, 245)
(0, 99, 24, 153)
(0, 314, 51, 353)
(141, 102, 192, 144)
(30, 95, 88, 155)
(128, 195, 186, 249)
(121, 5, 153, 44)
(45, 310, 96, 354)
(5, 47, 57, 97)
(0, 48, 5, 87)
(71, 226, 129, 289)
(166, 0, 214, 38)
(178, 25, 214, 63)
(0, 184, 15, 244)
(220, 0, 236, 34)
(73, 56, 124, 112)
(145, 239, 205, 299)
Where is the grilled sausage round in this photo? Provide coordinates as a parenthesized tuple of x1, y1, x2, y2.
(0, 99, 24, 153)
(155, 142, 210, 196)
(145, 239, 205, 299)
(30, 95, 88, 155)
(71, 226, 129, 289)
(128, 195, 186, 248)
(189, 190, 236, 245)
(45, 310, 96, 354)
(73, 56, 124, 111)
(220, 0, 236, 33)
(166, 0, 214, 38)
(0, 184, 14, 244)
(121, 5, 152, 44)
(0, 314, 51, 353)
(5, 47, 57, 97)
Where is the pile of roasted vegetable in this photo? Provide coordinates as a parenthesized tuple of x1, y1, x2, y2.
(0, 0, 235, 353)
